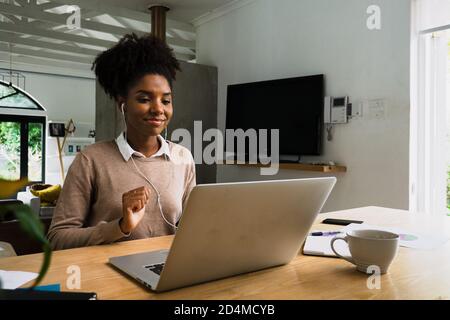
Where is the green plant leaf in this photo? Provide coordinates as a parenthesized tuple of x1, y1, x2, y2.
(0, 179, 52, 290)
(32, 242, 52, 288)
(9, 204, 52, 287)
(0, 204, 52, 288)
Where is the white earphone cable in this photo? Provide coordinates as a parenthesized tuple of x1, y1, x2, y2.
(121, 103, 178, 230)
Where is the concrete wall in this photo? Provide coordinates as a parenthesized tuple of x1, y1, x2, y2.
(196, 0, 411, 212)
(170, 61, 218, 184)
(95, 60, 218, 184)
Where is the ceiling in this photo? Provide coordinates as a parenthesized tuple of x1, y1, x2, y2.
(0, 0, 238, 76)
(97, 0, 236, 24)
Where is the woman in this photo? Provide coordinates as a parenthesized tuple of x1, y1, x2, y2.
(47, 34, 196, 250)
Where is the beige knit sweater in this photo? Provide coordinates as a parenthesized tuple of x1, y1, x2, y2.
(47, 140, 196, 250)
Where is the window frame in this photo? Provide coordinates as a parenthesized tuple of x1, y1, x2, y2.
(0, 114, 46, 183)
(0, 80, 45, 112)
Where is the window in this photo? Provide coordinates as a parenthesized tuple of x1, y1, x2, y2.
(0, 80, 43, 111)
(0, 80, 46, 183)
(0, 115, 46, 183)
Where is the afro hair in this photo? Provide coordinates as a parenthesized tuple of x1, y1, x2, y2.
(92, 33, 181, 100)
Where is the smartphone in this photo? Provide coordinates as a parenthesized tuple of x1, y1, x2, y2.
(321, 218, 363, 226)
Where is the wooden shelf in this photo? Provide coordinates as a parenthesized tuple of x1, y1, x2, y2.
(228, 163, 347, 173)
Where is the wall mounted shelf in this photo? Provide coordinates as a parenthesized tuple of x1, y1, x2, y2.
(226, 163, 347, 173)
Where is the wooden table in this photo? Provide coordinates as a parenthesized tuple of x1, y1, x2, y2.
(1, 206, 449, 300)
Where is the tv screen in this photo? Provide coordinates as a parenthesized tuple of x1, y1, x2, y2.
(225, 74, 324, 159)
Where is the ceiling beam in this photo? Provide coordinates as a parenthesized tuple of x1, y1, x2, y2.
(0, 50, 194, 74)
(0, 20, 114, 48)
(0, 12, 22, 24)
(80, 8, 102, 20)
(14, 0, 36, 7)
(110, 21, 195, 51)
(0, 34, 193, 63)
(37, 1, 65, 11)
(46, 0, 195, 33)
(165, 37, 195, 50)
(23, 8, 100, 29)
(174, 53, 196, 62)
(0, 51, 94, 78)
(0, 2, 196, 49)
(0, 32, 101, 56)
(107, 16, 144, 31)
(0, 42, 93, 64)
(0, 3, 124, 39)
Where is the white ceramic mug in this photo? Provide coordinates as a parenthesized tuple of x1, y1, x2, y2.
(330, 229, 399, 274)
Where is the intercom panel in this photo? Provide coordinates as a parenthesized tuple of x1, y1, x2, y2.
(324, 96, 348, 124)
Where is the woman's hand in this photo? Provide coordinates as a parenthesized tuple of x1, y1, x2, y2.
(120, 186, 150, 234)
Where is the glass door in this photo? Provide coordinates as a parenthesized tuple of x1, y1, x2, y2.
(0, 121, 21, 180)
(0, 115, 46, 183)
(28, 122, 44, 182)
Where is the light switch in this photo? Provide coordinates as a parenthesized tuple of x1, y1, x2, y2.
(368, 99, 386, 119)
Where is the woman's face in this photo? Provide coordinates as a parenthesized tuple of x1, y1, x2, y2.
(120, 74, 173, 137)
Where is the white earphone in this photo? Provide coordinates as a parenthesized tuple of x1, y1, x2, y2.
(120, 102, 178, 230)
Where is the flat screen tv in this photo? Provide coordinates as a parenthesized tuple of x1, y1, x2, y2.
(225, 74, 324, 160)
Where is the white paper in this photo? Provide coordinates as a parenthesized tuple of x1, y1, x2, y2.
(303, 231, 351, 257)
(342, 223, 449, 250)
(0, 270, 38, 289)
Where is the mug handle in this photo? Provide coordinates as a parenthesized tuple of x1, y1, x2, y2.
(330, 236, 355, 264)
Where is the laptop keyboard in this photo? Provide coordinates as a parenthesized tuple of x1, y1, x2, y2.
(144, 263, 165, 275)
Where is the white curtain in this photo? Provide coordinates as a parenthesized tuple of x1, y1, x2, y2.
(410, 0, 449, 215)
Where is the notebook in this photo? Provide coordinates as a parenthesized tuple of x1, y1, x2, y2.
(302, 231, 351, 257)
(0, 289, 97, 300)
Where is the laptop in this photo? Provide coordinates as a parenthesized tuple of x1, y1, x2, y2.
(109, 177, 336, 292)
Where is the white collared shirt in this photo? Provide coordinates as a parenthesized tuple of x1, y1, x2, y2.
(115, 132, 171, 161)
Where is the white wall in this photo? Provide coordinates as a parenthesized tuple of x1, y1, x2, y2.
(11, 70, 96, 124)
(196, 0, 411, 212)
(416, 0, 450, 31)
